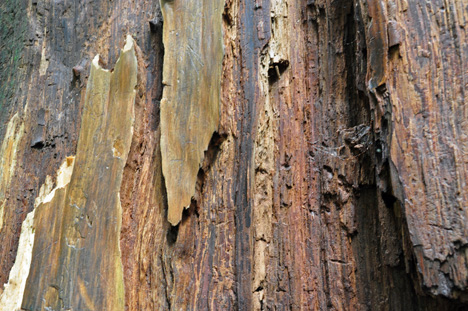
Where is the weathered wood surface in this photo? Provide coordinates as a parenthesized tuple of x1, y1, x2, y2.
(160, 0, 224, 225)
(385, 1, 468, 299)
(21, 36, 137, 311)
(0, 0, 467, 310)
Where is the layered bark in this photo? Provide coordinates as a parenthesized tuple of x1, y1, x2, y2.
(0, 0, 467, 310)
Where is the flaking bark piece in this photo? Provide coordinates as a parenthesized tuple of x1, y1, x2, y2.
(160, 0, 224, 225)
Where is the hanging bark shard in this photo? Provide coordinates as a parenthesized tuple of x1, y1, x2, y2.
(21, 35, 137, 311)
(160, 0, 224, 225)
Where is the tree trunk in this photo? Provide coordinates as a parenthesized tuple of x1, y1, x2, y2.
(0, 0, 467, 310)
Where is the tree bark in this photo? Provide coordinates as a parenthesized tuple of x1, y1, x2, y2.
(0, 0, 467, 310)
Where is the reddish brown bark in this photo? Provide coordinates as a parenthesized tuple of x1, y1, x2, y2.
(0, 0, 467, 310)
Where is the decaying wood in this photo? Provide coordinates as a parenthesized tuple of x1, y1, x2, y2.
(0, 0, 467, 310)
(21, 37, 136, 310)
(21, 36, 137, 311)
(160, 0, 224, 225)
(385, 0, 468, 299)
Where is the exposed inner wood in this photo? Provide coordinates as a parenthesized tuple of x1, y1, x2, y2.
(21, 36, 137, 311)
(160, 0, 224, 225)
(0, 0, 467, 310)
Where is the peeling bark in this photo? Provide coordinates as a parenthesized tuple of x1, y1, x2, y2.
(160, 0, 224, 225)
(0, 0, 468, 310)
(21, 37, 137, 311)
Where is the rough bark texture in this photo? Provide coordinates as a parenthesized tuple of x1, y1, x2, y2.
(0, 0, 467, 310)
